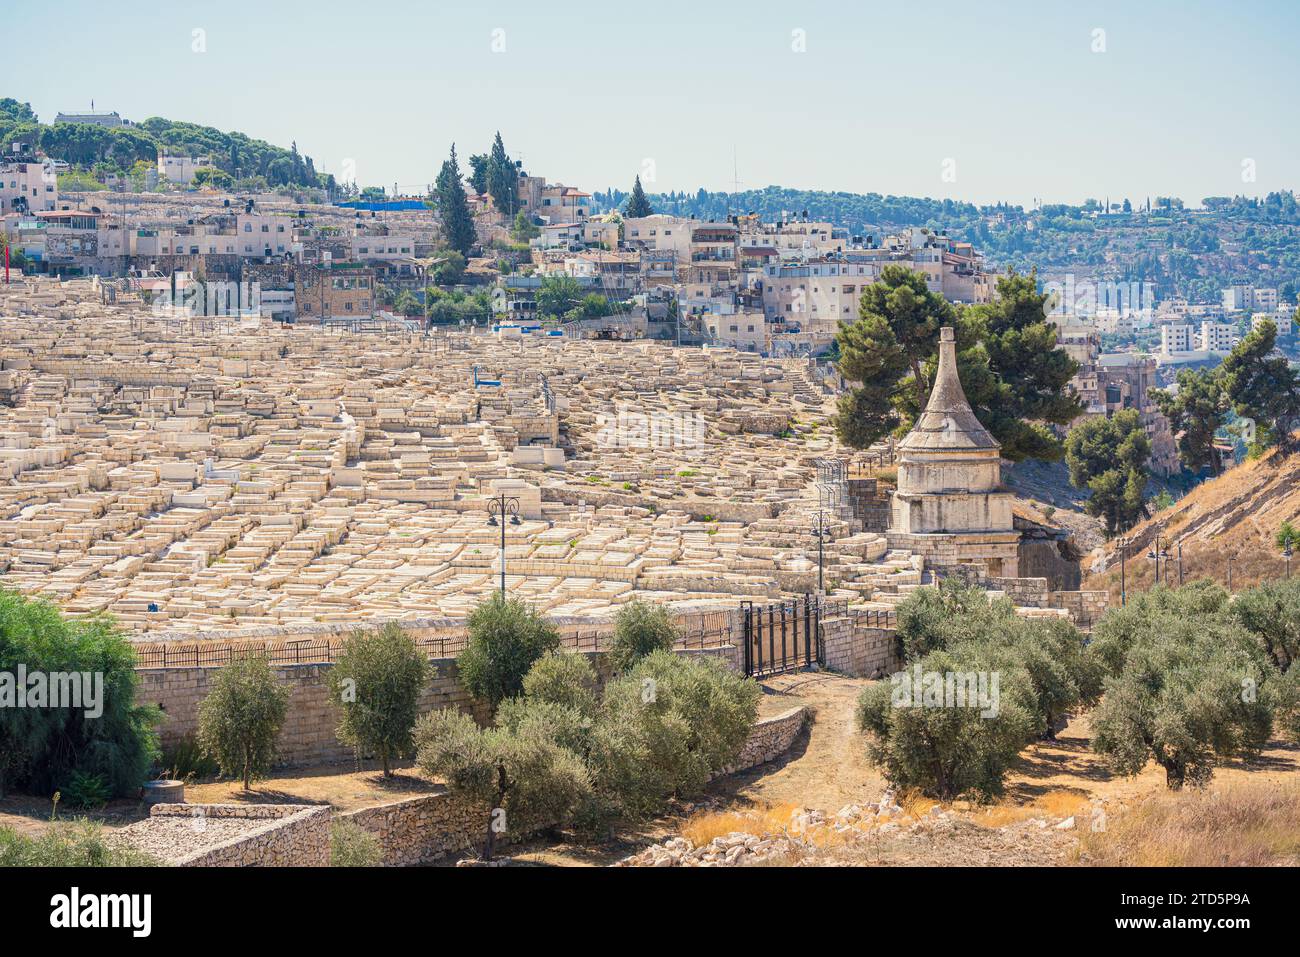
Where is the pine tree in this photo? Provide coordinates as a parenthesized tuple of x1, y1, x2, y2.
(436, 144, 476, 257)
(624, 175, 653, 218)
(1221, 322, 1300, 452)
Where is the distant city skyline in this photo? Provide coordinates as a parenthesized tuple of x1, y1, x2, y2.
(10, 0, 1300, 207)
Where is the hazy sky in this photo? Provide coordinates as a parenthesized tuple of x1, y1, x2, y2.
(10, 0, 1299, 206)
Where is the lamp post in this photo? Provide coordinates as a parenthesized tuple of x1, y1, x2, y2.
(811, 509, 831, 595)
(1286, 543, 1294, 582)
(1118, 535, 1128, 606)
(1177, 542, 1183, 587)
(1227, 554, 1233, 593)
(1147, 534, 1161, 586)
(486, 493, 521, 597)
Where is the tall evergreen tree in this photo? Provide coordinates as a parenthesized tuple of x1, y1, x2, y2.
(1154, 367, 1228, 475)
(1065, 409, 1151, 535)
(835, 268, 1081, 462)
(468, 153, 489, 195)
(486, 132, 516, 218)
(624, 175, 653, 218)
(435, 144, 476, 257)
(1221, 322, 1300, 452)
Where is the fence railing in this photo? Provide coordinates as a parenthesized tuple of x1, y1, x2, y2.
(133, 610, 738, 670)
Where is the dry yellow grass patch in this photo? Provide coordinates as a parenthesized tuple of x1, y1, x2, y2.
(1078, 778, 1300, 866)
(680, 802, 802, 847)
(972, 789, 1091, 829)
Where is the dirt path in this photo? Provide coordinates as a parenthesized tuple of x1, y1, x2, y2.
(714, 671, 885, 812)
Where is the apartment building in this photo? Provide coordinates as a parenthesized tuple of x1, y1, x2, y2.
(760, 259, 879, 334)
(1160, 321, 1195, 354)
(0, 148, 57, 213)
(1252, 309, 1297, 341)
(1223, 282, 1279, 313)
(1199, 320, 1236, 354)
(535, 185, 590, 223)
(294, 261, 375, 323)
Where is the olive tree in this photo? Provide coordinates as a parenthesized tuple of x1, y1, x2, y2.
(855, 646, 1039, 800)
(458, 594, 560, 710)
(607, 599, 680, 673)
(1090, 616, 1273, 789)
(197, 654, 288, 789)
(329, 623, 431, 776)
(414, 708, 589, 860)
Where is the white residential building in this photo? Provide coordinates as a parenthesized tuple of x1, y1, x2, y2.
(158, 154, 213, 185)
(0, 154, 57, 213)
(1199, 320, 1235, 354)
(1161, 321, 1195, 354)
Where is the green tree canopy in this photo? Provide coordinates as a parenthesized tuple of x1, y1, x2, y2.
(197, 654, 288, 790)
(329, 623, 432, 776)
(1220, 322, 1300, 452)
(1154, 367, 1228, 475)
(1065, 408, 1151, 535)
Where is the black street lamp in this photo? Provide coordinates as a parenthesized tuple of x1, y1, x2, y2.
(1118, 535, 1128, 606)
(811, 509, 831, 595)
(486, 493, 521, 597)
(1147, 534, 1161, 585)
(1285, 543, 1294, 581)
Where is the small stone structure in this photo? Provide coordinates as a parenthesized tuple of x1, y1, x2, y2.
(113, 803, 330, 866)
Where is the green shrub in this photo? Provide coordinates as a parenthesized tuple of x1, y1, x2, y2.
(0, 590, 160, 798)
(414, 708, 590, 860)
(61, 771, 110, 810)
(590, 651, 760, 817)
(159, 732, 219, 781)
(521, 652, 598, 717)
(855, 647, 1039, 801)
(607, 600, 680, 673)
(894, 579, 1012, 662)
(1268, 666, 1300, 742)
(458, 595, 560, 709)
(197, 654, 288, 789)
(329, 623, 431, 776)
(0, 820, 159, 867)
(330, 817, 383, 867)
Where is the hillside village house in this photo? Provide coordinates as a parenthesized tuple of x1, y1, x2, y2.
(158, 153, 213, 185)
(0, 147, 58, 213)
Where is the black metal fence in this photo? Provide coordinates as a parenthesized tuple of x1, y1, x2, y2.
(740, 595, 825, 678)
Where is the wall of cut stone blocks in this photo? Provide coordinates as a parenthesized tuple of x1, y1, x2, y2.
(821, 614, 900, 679)
(115, 803, 331, 867)
(141, 644, 739, 768)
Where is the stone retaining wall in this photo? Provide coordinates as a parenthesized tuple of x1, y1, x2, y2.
(720, 705, 807, 774)
(138, 658, 493, 766)
(821, 614, 900, 678)
(140, 647, 735, 768)
(114, 803, 330, 866)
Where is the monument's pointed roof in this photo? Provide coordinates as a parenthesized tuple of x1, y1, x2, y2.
(898, 326, 1000, 452)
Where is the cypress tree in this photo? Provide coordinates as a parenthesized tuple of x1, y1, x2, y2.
(624, 175, 653, 218)
(436, 144, 476, 257)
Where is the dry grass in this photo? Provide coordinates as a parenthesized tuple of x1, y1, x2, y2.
(680, 802, 803, 847)
(1078, 778, 1300, 866)
(973, 789, 1091, 829)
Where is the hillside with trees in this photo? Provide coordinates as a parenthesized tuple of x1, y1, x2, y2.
(593, 183, 1300, 303)
(0, 96, 326, 191)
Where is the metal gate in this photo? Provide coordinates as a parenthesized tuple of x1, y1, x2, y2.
(740, 595, 824, 678)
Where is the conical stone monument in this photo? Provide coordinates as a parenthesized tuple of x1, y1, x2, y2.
(888, 326, 1020, 576)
